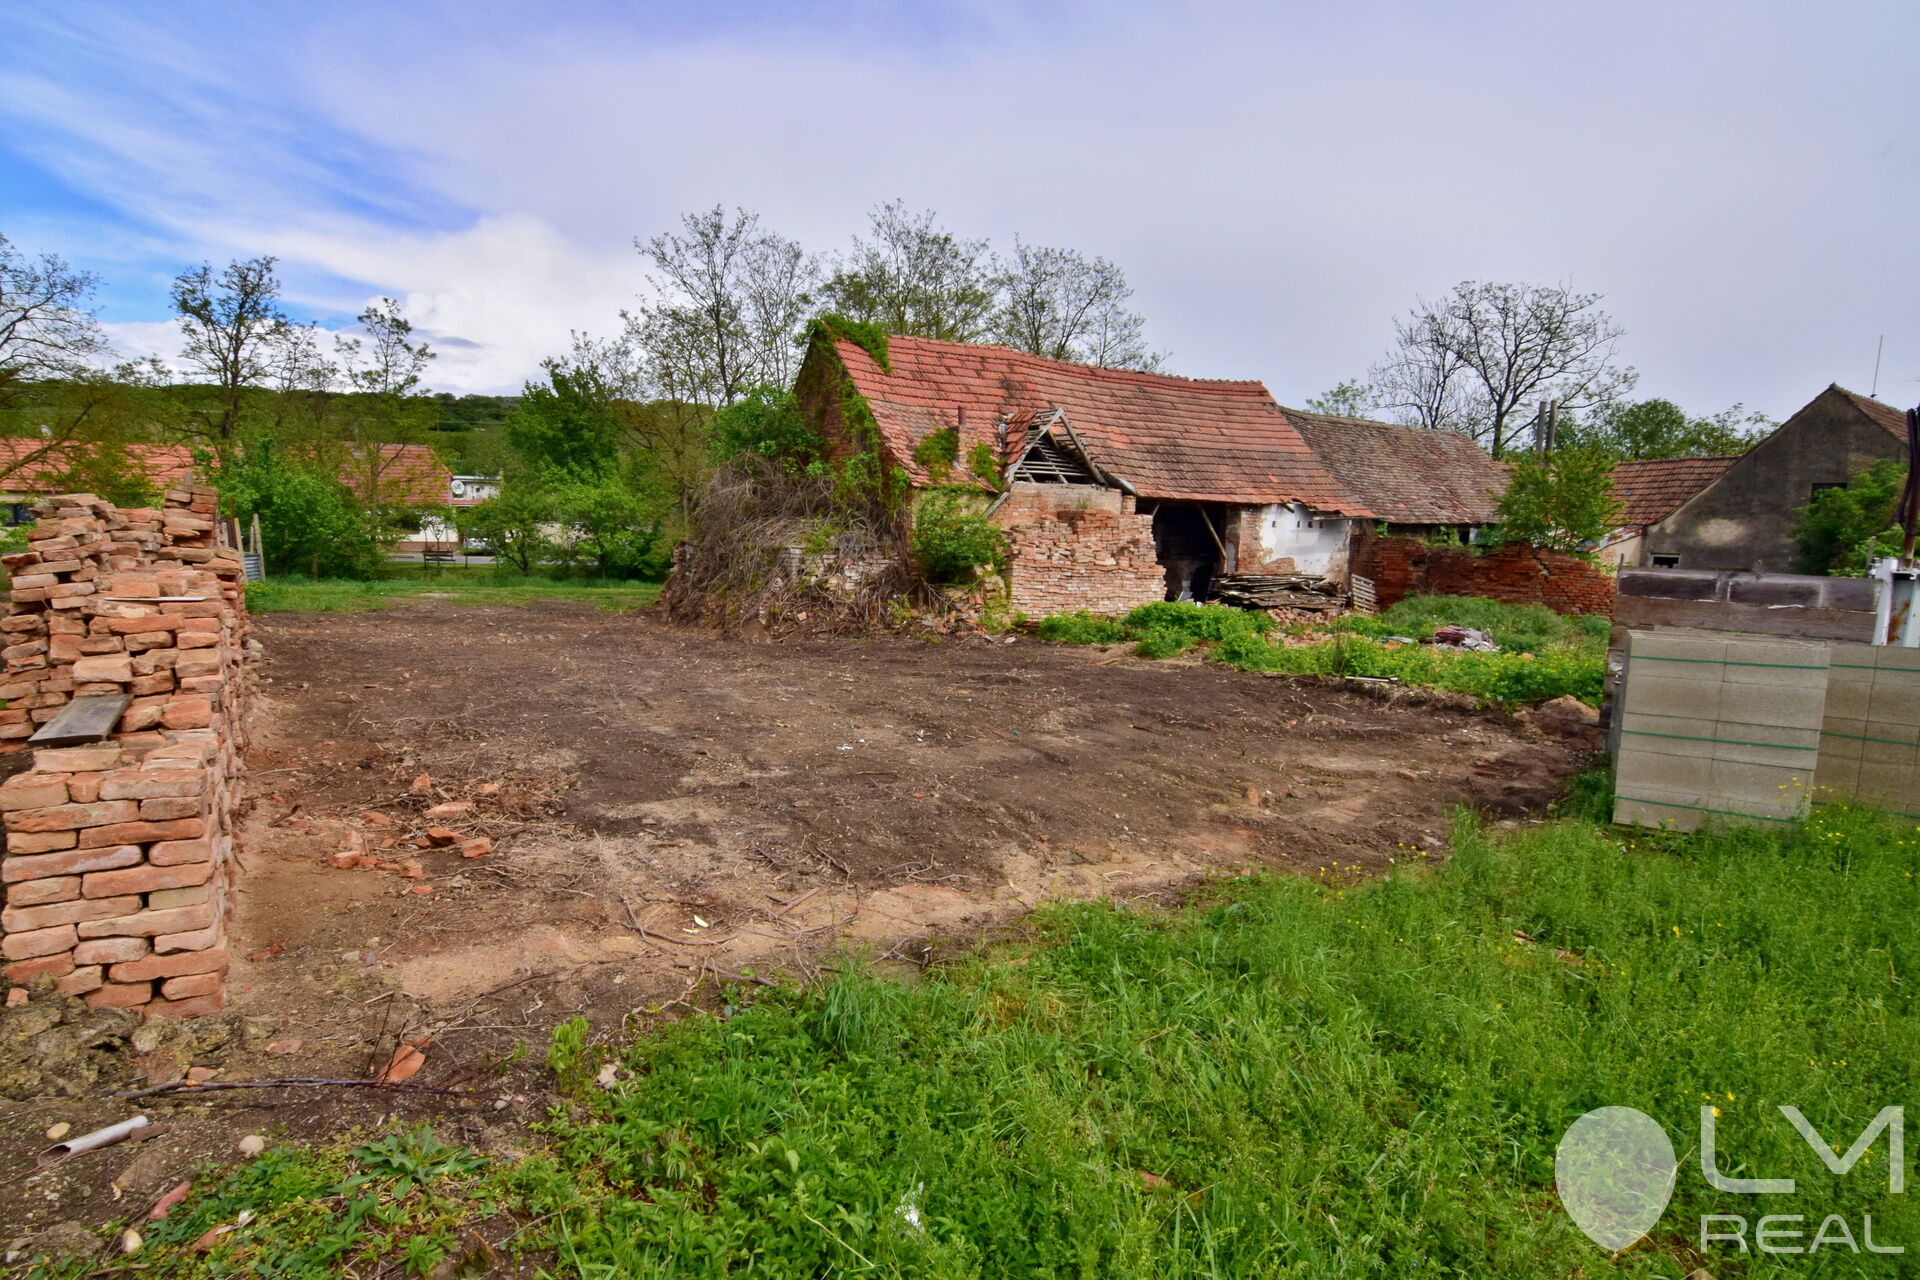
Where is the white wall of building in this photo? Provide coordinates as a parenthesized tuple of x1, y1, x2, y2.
(1245, 503, 1350, 576)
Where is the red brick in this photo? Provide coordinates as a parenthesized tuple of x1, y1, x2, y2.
(154, 923, 221, 953)
(0, 777, 68, 811)
(148, 837, 212, 866)
(129, 673, 175, 696)
(100, 769, 202, 801)
(6, 875, 79, 906)
(109, 945, 226, 982)
(2, 894, 138, 931)
(76, 902, 213, 938)
(2, 922, 76, 959)
(32, 746, 125, 774)
(159, 972, 220, 1000)
(65, 774, 107, 806)
(76, 817, 205, 848)
(160, 697, 212, 729)
(82, 860, 212, 897)
(86, 982, 149, 1009)
(70, 655, 131, 683)
(74, 935, 149, 965)
(5, 952, 74, 980)
(144, 991, 223, 1018)
(7, 829, 77, 855)
(0, 843, 139, 881)
(103, 614, 184, 634)
(5, 799, 138, 832)
(54, 965, 103, 995)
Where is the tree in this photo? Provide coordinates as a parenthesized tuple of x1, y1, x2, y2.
(991, 238, 1158, 369)
(208, 440, 389, 577)
(332, 297, 438, 503)
(711, 384, 820, 474)
(626, 206, 817, 409)
(1567, 397, 1771, 460)
(1370, 281, 1637, 457)
(0, 234, 124, 484)
(1791, 459, 1907, 576)
(455, 481, 555, 575)
(1493, 448, 1623, 554)
(171, 256, 302, 444)
(820, 201, 998, 343)
(505, 361, 623, 479)
(1305, 379, 1379, 419)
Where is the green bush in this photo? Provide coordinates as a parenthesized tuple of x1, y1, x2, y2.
(912, 488, 1007, 584)
(1131, 627, 1196, 659)
(1342, 595, 1603, 655)
(210, 443, 390, 579)
(1121, 600, 1274, 641)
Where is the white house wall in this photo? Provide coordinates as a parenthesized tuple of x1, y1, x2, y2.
(1245, 503, 1350, 576)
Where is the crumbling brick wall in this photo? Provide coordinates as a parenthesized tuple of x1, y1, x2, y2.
(1352, 531, 1615, 616)
(0, 486, 249, 1017)
(993, 483, 1164, 616)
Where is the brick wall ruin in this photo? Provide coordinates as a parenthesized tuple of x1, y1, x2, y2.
(1352, 531, 1615, 616)
(0, 486, 249, 1017)
(994, 483, 1165, 616)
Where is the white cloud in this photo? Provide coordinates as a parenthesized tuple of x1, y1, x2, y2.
(6, 1, 1919, 410)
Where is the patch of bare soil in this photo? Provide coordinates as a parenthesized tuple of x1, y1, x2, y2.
(0, 601, 1595, 1249)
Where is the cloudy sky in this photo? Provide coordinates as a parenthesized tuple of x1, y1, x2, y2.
(3, 1, 1916, 418)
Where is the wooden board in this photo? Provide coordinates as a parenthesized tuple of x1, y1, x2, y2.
(27, 694, 131, 747)
(1611, 596, 1878, 643)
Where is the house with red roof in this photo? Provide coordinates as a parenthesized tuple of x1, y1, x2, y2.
(796, 330, 1507, 613)
(1596, 455, 1738, 568)
(1635, 386, 1913, 572)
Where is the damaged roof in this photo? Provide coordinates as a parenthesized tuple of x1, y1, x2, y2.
(1278, 409, 1507, 525)
(830, 334, 1368, 513)
(1609, 455, 1739, 528)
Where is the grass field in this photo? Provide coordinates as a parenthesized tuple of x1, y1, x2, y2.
(244, 569, 661, 613)
(1037, 596, 1611, 705)
(40, 789, 1920, 1278)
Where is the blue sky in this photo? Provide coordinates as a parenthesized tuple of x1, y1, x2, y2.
(3, 0, 1918, 416)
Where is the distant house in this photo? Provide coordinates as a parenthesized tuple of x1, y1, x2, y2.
(1641, 385, 1912, 572)
(796, 333, 1505, 613)
(1598, 455, 1738, 568)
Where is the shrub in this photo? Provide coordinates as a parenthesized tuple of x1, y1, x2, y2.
(1131, 628, 1196, 659)
(1791, 459, 1908, 575)
(711, 385, 822, 474)
(912, 487, 1006, 584)
(1493, 448, 1623, 554)
(1121, 600, 1274, 642)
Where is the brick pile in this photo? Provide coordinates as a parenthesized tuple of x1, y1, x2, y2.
(994, 484, 1164, 616)
(0, 486, 249, 1018)
(1351, 531, 1615, 616)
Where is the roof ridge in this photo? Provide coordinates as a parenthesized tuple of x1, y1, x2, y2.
(852, 333, 1273, 390)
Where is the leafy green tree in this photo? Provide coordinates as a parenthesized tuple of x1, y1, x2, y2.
(820, 201, 998, 343)
(1493, 448, 1624, 555)
(209, 441, 389, 577)
(455, 482, 556, 575)
(1305, 380, 1378, 418)
(506, 362, 622, 479)
(912, 487, 1007, 583)
(710, 384, 820, 473)
(551, 475, 669, 579)
(1791, 459, 1908, 576)
(1567, 398, 1770, 460)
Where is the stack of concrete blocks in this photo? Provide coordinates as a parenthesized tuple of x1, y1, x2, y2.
(1815, 643, 1920, 818)
(0, 487, 249, 1017)
(1613, 629, 1831, 831)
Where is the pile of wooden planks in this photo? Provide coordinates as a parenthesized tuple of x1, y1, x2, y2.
(1210, 573, 1345, 611)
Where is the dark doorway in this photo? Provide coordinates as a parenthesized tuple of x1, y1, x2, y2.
(1152, 504, 1225, 602)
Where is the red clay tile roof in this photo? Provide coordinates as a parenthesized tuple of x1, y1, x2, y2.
(1609, 455, 1739, 527)
(0, 439, 450, 506)
(833, 335, 1368, 513)
(1279, 410, 1506, 524)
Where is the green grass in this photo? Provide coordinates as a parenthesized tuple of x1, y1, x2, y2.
(1035, 596, 1608, 706)
(244, 571, 662, 614)
(43, 799, 1920, 1277)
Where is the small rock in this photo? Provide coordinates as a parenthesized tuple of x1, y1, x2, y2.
(119, 1228, 142, 1255)
(264, 1038, 302, 1054)
(460, 837, 492, 859)
(423, 827, 460, 846)
(237, 1134, 266, 1157)
(45, 1122, 70, 1141)
(424, 800, 473, 819)
(410, 772, 433, 795)
(4, 988, 26, 1008)
(185, 1066, 218, 1084)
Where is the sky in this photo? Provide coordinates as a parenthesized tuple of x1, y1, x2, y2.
(2, 0, 1917, 419)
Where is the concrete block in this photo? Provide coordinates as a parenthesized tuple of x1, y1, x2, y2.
(1716, 682, 1827, 731)
(1618, 747, 1714, 793)
(1711, 721, 1822, 770)
(1868, 670, 1920, 729)
(1621, 673, 1723, 721)
(1628, 630, 1726, 663)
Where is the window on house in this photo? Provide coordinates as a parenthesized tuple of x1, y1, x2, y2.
(1650, 553, 1680, 568)
(5, 504, 31, 527)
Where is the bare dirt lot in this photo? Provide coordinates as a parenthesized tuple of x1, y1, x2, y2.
(2, 601, 1594, 1248)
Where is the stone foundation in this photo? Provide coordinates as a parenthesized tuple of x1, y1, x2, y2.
(0, 487, 249, 1017)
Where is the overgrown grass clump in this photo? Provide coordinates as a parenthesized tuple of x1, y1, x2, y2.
(67, 801, 1920, 1277)
(245, 573, 661, 614)
(1035, 595, 1608, 706)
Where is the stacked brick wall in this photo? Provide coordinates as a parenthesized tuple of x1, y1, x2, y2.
(994, 483, 1164, 616)
(1351, 532, 1615, 616)
(0, 486, 249, 1017)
